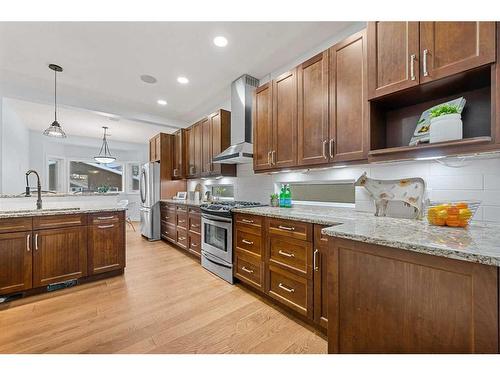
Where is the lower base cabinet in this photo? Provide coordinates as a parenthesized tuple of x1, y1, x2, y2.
(88, 221, 125, 275)
(0, 231, 32, 294)
(160, 202, 201, 258)
(328, 238, 499, 354)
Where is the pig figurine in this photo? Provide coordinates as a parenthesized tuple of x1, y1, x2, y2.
(354, 172, 426, 219)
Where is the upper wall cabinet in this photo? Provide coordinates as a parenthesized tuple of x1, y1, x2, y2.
(209, 109, 234, 177)
(201, 117, 211, 176)
(172, 129, 185, 179)
(272, 69, 298, 168)
(419, 22, 496, 84)
(297, 51, 330, 167)
(368, 21, 496, 99)
(253, 83, 273, 171)
(329, 30, 368, 162)
(367, 22, 420, 99)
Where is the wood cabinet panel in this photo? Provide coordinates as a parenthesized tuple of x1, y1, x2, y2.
(33, 226, 87, 287)
(210, 111, 222, 176)
(330, 30, 368, 162)
(185, 126, 195, 177)
(188, 232, 201, 256)
(272, 69, 297, 168)
(172, 129, 185, 179)
(193, 122, 203, 178)
(420, 22, 496, 83)
(176, 228, 188, 249)
(297, 51, 330, 166)
(201, 117, 211, 176)
(269, 235, 310, 276)
(268, 264, 310, 317)
(234, 214, 263, 230)
(88, 211, 123, 225)
(33, 214, 87, 230)
(268, 218, 312, 241)
(253, 83, 273, 171)
(367, 22, 420, 98)
(88, 221, 125, 275)
(161, 222, 176, 242)
(0, 231, 32, 294)
(328, 238, 499, 353)
(235, 228, 262, 257)
(313, 225, 328, 328)
(188, 214, 201, 235)
(0, 217, 33, 234)
(176, 209, 188, 230)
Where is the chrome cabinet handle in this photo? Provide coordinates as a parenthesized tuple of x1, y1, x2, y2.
(410, 54, 416, 81)
(241, 266, 254, 274)
(278, 225, 295, 231)
(97, 216, 114, 220)
(322, 139, 328, 159)
(267, 151, 272, 166)
(26, 234, 31, 252)
(313, 249, 319, 271)
(278, 283, 294, 293)
(173, 168, 179, 177)
(423, 49, 429, 77)
(329, 139, 335, 158)
(272, 150, 276, 165)
(191, 242, 199, 247)
(278, 250, 295, 258)
(191, 223, 200, 228)
(178, 236, 186, 241)
(164, 216, 170, 220)
(98, 224, 114, 229)
(35, 233, 39, 250)
(241, 219, 254, 224)
(178, 219, 186, 223)
(242, 239, 254, 245)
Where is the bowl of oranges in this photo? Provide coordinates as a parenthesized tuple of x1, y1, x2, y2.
(426, 201, 479, 227)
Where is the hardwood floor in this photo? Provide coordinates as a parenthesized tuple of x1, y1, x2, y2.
(0, 224, 327, 354)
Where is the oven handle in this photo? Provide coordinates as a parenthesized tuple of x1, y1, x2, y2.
(201, 213, 232, 223)
(202, 251, 232, 268)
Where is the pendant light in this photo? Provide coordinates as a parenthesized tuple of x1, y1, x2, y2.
(94, 126, 116, 164)
(43, 64, 67, 138)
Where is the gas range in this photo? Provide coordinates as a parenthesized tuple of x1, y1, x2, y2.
(200, 201, 264, 218)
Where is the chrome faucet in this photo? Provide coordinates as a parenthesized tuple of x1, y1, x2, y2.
(25, 170, 42, 210)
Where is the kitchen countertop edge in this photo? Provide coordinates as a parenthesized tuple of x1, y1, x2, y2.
(0, 206, 127, 219)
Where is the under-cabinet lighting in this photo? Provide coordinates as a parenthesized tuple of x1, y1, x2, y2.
(414, 156, 446, 161)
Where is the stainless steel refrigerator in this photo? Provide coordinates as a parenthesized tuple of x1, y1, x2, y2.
(139, 162, 160, 240)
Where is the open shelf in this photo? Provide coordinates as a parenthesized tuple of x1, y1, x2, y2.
(369, 136, 492, 157)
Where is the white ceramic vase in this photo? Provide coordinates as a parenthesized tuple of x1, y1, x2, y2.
(429, 113, 463, 143)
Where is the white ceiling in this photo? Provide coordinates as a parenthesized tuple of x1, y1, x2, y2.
(4, 97, 169, 144)
(0, 21, 358, 138)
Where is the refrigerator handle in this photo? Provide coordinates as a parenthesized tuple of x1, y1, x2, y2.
(140, 167, 147, 204)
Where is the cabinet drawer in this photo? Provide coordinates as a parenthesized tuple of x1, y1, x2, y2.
(235, 214, 263, 229)
(235, 229, 262, 257)
(188, 207, 201, 216)
(89, 211, 124, 224)
(161, 222, 176, 241)
(0, 217, 33, 234)
(175, 205, 188, 214)
(268, 265, 309, 316)
(268, 218, 312, 241)
(176, 211, 188, 229)
(188, 232, 201, 255)
(235, 252, 263, 290)
(33, 214, 87, 230)
(161, 209, 176, 224)
(176, 228, 188, 249)
(188, 215, 201, 234)
(269, 235, 310, 275)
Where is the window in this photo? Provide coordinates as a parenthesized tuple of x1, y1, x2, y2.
(127, 163, 141, 193)
(287, 182, 354, 204)
(47, 157, 64, 192)
(69, 161, 123, 193)
(210, 184, 234, 199)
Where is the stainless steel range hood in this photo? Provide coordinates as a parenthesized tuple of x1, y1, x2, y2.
(213, 74, 259, 164)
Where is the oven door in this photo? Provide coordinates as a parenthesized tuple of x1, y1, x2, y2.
(201, 213, 233, 265)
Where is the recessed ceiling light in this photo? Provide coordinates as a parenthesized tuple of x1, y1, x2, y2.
(157, 99, 167, 106)
(213, 36, 228, 47)
(177, 76, 189, 84)
(140, 74, 157, 84)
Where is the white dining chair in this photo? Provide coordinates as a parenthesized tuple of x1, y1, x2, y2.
(118, 199, 136, 231)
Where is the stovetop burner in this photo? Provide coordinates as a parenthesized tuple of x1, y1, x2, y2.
(200, 200, 264, 217)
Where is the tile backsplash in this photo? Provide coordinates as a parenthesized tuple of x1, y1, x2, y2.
(187, 153, 500, 223)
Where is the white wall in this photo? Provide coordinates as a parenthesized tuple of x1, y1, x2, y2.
(1, 99, 30, 193)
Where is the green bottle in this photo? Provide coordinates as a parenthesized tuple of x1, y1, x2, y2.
(285, 184, 292, 208)
(279, 185, 285, 207)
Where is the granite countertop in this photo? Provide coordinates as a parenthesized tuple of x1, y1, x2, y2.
(160, 199, 203, 207)
(0, 192, 120, 199)
(0, 205, 126, 219)
(232, 205, 500, 267)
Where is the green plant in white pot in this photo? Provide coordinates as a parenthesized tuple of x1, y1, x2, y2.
(429, 104, 463, 143)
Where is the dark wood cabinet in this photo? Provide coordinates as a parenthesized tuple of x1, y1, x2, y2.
(0, 231, 32, 294)
(193, 122, 202, 178)
(33, 226, 87, 287)
(149, 133, 163, 162)
(201, 117, 211, 176)
(172, 129, 185, 179)
(313, 225, 328, 329)
(329, 29, 368, 162)
(328, 238, 499, 353)
(420, 22, 496, 84)
(297, 51, 330, 166)
(367, 22, 420, 99)
(272, 69, 298, 168)
(88, 220, 125, 275)
(253, 83, 273, 171)
(185, 126, 195, 178)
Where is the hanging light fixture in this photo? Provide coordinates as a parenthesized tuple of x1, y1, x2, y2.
(94, 126, 116, 164)
(43, 64, 67, 138)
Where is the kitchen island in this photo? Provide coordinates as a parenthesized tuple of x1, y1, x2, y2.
(0, 206, 126, 301)
(232, 205, 500, 354)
